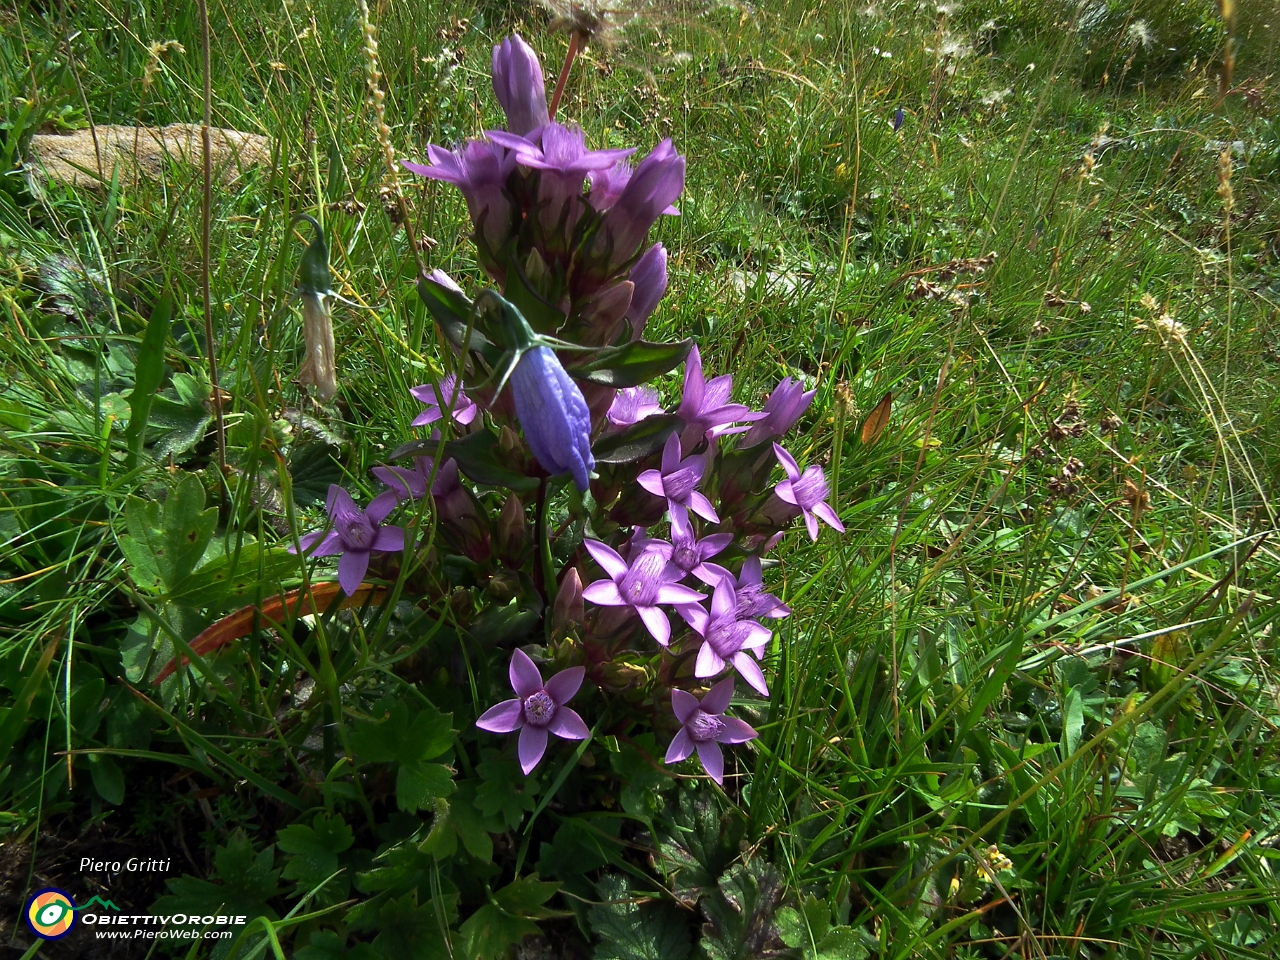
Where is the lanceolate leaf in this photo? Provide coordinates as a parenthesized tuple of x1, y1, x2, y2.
(444, 429, 540, 492)
(570, 338, 693, 388)
(592, 414, 681, 465)
(124, 293, 172, 466)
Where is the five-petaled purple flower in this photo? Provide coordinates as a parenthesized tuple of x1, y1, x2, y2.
(491, 35, 549, 137)
(658, 507, 733, 582)
(606, 385, 662, 430)
(700, 556, 791, 619)
(665, 678, 757, 784)
(678, 578, 772, 695)
(638, 432, 719, 523)
(508, 346, 595, 491)
(741, 377, 816, 447)
(582, 540, 704, 646)
(476, 649, 590, 774)
(773, 443, 845, 541)
(290, 484, 405, 596)
(410, 374, 477, 429)
(675, 345, 763, 451)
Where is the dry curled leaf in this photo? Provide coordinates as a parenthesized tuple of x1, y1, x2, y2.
(861, 391, 892, 444)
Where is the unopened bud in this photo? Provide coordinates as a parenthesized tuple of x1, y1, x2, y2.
(552, 568, 584, 632)
(524, 247, 549, 287)
(496, 493, 528, 559)
(600, 660, 648, 691)
(498, 424, 521, 456)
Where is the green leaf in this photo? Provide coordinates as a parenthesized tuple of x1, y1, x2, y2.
(538, 816, 624, 881)
(124, 293, 172, 466)
(1062, 686, 1084, 757)
(350, 700, 457, 766)
(493, 874, 560, 917)
(123, 473, 219, 594)
(459, 904, 538, 960)
(278, 812, 353, 890)
(589, 874, 692, 960)
(416, 273, 501, 363)
(699, 861, 787, 960)
(296, 930, 380, 960)
(164, 542, 299, 607)
(147, 381, 213, 461)
(153, 832, 282, 921)
(475, 755, 538, 831)
(450, 781, 497, 861)
(88, 754, 125, 805)
(367, 890, 455, 960)
(443, 430, 539, 492)
(609, 734, 670, 818)
(287, 442, 346, 507)
(397, 760, 456, 811)
(418, 798, 458, 860)
(569, 339, 693, 388)
(592, 414, 681, 465)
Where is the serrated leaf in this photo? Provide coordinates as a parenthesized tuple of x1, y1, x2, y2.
(699, 860, 789, 960)
(590, 874, 692, 960)
(350, 700, 456, 765)
(570, 339, 693, 388)
(397, 760, 456, 811)
(287, 442, 346, 506)
(368, 890, 455, 960)
(278, 812, 353, 889)
(121, 474, 218, 595)
(152, 832, 281, 921)
(592, 414, 681, 465)
(444, 430, 539, 492)
(476, 755, 538, 830)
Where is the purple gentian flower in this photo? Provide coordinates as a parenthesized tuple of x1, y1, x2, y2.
(675, 345, 764, 451)
(476, 649, 589, 774)
(492, 35, 549, 136)
(410, 374, 477, 429)
(596, 139, 685, 270)
(367, 455, 438, 517)
(606, 385, 662, 430)
(740, 378, 816, 447)
(581, 540, 704, 646)
(660, 506, 733, 581)
(678, 578, 772, 695)
(773, 443, 845, 541)
(698, 557, 790, 619)
(508, 346, 595, 491)
(489, 124, 634, 240)
(403, 140, 516, 256)
(665, 678, 758, 784)
(638, 432, 719, 523)
(626, 243, 668, 340)
(893, 107, 905, 132)
(290, 485, 406, 596)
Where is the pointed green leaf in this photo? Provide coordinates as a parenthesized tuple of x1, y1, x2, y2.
(592, 414, 680, 465)
(570, 339, 693, 388)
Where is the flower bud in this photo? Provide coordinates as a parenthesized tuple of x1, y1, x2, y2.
(600, 660, 648, 691)
(496, 493, 528, 561)
(626, 243, 668, 340)
(492, 35, 550, 136)
(552, 568, 585, 632)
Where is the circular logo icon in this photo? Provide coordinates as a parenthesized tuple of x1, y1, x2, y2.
(25, 888, 77, 940)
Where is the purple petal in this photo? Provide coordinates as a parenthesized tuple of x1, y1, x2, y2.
(547, 707, 589, 740)
(371, 526, 405, 552)
(739, 621, 773, 650)
(695, 642, 726, 678)
(688, 492, 719, 524)
(636, 470, 666, 498)
(543, 666, 585, 705)
(584, 539, 629, 580)
(292, 530, 326, 555)
(700, 677, 736, 716)
(772, 443, 802, 481)
(695, 740, 724, 784)
(582, 580, 626, 606)
(307, 531, 344, 558)
(476, 699, 525, 733)
(655, 583, 707, 605)
(636, 605, 671, 646)
(671, 689, 700, 724)
(660, 432, 681, 474)
(697, 533, 734, 560)
(326, 485, 361, 524)
(694, 561, 733, 587)
(366, 489, 399, 521)
(731, 652, 769, 696)
(710, 579, 738, 620)
(508, 346, 595, 491)
(812, 502, 846, 533)
(676, 602, 709, 635)
(337, 550, 370, 596)
(510, 648, 544, 699)
(518, 724, 549, 774)
(803, 510, 820, 541)
(665, 728, 694, 764)
(775, 480, 798, 505)
(715, 717, 758, 745)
